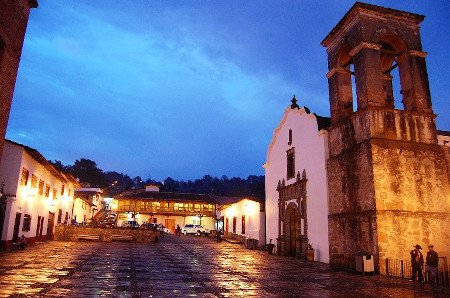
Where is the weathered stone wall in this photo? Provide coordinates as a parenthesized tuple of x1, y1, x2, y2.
(0, 0, 37, 160)
(372, 140, 450, 274)
(328, 108, 450, 272)
(54, 226, 159, 243)
(328, 117, 379, 269)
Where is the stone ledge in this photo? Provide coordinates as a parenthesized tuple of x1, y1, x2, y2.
(54, 226, 158, 243)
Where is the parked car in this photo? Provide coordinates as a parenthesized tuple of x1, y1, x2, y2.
(182, 224, 209, 235)
(140, 223, 170, 234)
(122, 220, 139, 228)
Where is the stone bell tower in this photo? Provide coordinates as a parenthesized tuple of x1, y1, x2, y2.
(321, 2, 450, 273)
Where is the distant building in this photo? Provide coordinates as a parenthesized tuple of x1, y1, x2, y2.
(0, 0, 38, 161)
(73, 188, 103, 224)
(115, 185, 216, 233)
(216, 197, 265, 247)
(0, 140, 79, 246)
(264, 98, 330, 263)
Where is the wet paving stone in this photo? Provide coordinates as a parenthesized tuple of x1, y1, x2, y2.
(0, 235, 449, 297)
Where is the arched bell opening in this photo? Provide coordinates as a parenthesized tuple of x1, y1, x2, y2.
(376, 33, 408, 110)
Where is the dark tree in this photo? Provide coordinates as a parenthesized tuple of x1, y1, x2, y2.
(49, 160, 67, 172)
(67, 158, 106, 187)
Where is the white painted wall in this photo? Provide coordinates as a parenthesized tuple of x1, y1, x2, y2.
(73, 188, 104, 222)
(217, 198, 263, 241)
(264, 107, 330, 263)
(0, 141, 76, 242)
(72, 198, 91, 224)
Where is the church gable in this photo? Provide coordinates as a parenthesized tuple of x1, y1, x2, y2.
(264, 97, 330, 263)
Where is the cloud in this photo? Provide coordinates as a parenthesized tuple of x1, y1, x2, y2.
(8, 1, 303, 180)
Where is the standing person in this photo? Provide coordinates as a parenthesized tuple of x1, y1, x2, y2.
(426, 245, 439, 284)
(17, 235, 27, 250)
(410, 245, 424, 283)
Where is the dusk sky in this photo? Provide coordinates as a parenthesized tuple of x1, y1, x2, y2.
(7, 1, 449, 181)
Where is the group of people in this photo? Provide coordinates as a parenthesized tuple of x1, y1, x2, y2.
(410, 244, 439, 284)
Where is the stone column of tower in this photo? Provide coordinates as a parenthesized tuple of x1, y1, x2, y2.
(0, 0, 38, 161)
(321, 2, 450, 273)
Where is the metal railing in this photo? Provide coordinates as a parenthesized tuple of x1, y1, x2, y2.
(386, 257, 449, 286)
(116, 206, 215, 216)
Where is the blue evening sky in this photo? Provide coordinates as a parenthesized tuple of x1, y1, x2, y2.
(7, 1, 450, 181)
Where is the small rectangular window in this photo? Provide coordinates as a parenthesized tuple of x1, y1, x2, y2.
(287, 148, 295, 179)
(38, 180, 45, 195)
(22, 214, 31, 231)
(57, 209, 62, 223)
(20, 168, 29, 186)
(31, 175, 38, 189)
(53, 188, 57, 199)
(61, 184, 65, 195)
(242, 215, 246, 234)
(45, 184, 50, 197)
(288, 129, 293, 145)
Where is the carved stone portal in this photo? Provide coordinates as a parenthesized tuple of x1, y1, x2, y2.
(276, 170, 308, 258)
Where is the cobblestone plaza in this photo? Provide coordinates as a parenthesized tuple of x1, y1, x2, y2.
(0, 235, 448, 297)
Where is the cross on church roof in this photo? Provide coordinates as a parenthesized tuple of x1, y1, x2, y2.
(290, 95, 300, 109)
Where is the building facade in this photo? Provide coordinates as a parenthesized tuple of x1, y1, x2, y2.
(0, 140, 79, 246)
(73, 188, 103, 224)
(115, 185, 216, 233)
(0, 0, 38, 161)
(264, 99, 330, 263)
(321, 2, 450, 272)
(216, 197, 265, 246)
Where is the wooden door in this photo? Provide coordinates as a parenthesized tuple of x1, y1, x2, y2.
(36, 216, 41, 239)
(165, 218, 175, 234)
(285, 206, 298, 257)
(39, 216, 44, 240)
(47, 212, 55, 240)
(12, 213, 22, 242)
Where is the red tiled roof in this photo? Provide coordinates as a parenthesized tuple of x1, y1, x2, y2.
(5, 139, 80, 186)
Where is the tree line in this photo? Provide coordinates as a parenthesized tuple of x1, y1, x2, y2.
(49, 158, 265, 199)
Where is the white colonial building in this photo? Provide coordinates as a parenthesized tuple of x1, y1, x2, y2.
(216, 197, 265, 247)
(264, 97, 330, 263)
(73, 187, 103, 224)
(0, 140, 79, 246)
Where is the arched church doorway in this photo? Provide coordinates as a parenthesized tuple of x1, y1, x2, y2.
(276, 170, 308, 258)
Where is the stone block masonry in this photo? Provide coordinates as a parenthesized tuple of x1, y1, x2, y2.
(322, 2, 449, 273)
(372, 139, 450, 274)
(54, 226, 159, 243)
(0, 0, 37, 160)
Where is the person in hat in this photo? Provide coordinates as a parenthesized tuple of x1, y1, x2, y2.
(410, 245, 424, 283)
(425, 245, 439, 283)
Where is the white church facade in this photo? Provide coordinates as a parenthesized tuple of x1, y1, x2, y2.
(264, 97, 330, 263)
